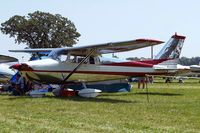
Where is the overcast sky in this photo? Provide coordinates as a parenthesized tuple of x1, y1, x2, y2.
(1, 0, 200, 62)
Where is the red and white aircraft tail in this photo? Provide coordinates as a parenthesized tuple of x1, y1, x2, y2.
(155, 33, 185, 60)
(146, 33, 187, 73)
(138, 33, 186, 67)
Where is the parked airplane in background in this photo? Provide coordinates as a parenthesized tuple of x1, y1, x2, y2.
(0, 55, 18, 83)
(10, 33, 187, 84)
(190, 63, 200, 73)
(178, 63, 200, 77)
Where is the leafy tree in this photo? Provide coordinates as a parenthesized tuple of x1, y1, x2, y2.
(1, 11, 80, 48)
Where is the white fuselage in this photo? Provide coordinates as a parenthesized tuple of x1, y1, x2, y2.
(19, 58, 169, 84)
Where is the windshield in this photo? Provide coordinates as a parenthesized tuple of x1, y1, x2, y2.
(48, 49, 67, 60)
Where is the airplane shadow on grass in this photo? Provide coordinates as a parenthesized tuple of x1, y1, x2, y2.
(135, 92, 183, 96)
(6, 92, 182, 103)
(100, 92, 183, 97)
(55, 96, 135, 103)
(7, 94, 135, 104)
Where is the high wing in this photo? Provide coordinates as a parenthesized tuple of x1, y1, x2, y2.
(0, 55, 18, 63)
(9, 48, 53, 53)
(9, 38, 164, 56)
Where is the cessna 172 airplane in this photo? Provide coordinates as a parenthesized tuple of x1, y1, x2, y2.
(10, 33, 187, 84)
(0, 55, 18, 83)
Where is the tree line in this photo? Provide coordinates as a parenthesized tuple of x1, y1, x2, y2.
(127, 57, 200, 65)
(178, 56, 200, 66)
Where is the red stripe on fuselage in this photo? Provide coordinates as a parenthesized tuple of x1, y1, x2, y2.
(137, 59, 170, 65)
(103, 59, 170, 67)
(103, 61, 153, 67)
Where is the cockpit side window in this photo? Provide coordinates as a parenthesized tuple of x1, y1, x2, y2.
(60, 55, 68, 62)
(48, 49, 100, 64)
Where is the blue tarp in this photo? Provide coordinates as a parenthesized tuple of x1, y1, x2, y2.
(9, 71, 19, 83)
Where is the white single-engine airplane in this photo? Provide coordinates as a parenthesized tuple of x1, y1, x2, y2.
(10, 33, 187, 84)
(190, 63, 200, 73)
(0, 55, 18, 82)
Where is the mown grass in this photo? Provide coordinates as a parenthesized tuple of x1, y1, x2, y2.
(0, 79, 200, 133)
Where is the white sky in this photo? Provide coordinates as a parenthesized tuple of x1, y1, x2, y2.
(0, 0, 200, 62)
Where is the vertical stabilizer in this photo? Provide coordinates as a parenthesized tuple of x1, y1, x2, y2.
(155, 33, 186, 60)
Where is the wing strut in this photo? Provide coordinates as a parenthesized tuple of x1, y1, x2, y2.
(62, 49, 95, 83)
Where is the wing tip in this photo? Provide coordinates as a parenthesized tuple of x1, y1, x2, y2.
(136, 39, 164, 44)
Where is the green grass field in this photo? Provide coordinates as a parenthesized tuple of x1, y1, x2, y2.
(0, 79, 200, 133)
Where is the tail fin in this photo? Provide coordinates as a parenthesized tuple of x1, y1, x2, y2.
(155, 33, 186, 60)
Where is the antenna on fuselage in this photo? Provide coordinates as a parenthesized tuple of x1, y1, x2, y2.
(151, 45, 154, 59)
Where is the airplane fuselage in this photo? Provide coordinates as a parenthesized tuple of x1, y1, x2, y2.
(15, 58, 174, 84)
